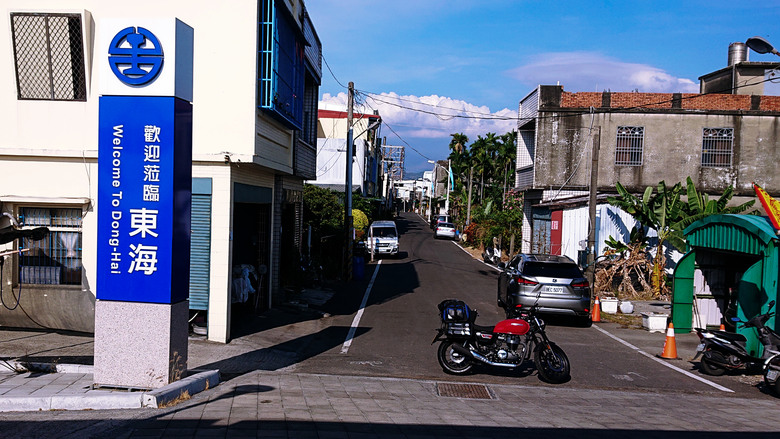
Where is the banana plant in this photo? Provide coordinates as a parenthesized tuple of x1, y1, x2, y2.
(608, 178, 756, 297)
(608, 181, 687, 296)
(685, 176, 755, 218)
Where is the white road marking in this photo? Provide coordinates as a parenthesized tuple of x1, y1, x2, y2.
(453, 241, 502, 271)
(593, 324, 734, 393)
(341, 260, 382, 354)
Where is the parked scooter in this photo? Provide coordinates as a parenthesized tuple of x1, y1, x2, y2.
(694, 300, 780, 388)
(481, 238, 500, 265)
(432, 295, 571, 383)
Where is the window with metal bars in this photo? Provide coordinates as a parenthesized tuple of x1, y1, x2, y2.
(18, 207, 82, 285)
(701, 128, 733, 168)
(615, 126, 644, 166)
(10, 12, 87, 101)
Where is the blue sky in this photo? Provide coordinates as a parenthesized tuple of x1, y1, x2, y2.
(306, 1, 780, 175)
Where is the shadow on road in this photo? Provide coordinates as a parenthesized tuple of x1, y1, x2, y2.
(195, 325, 371, 380)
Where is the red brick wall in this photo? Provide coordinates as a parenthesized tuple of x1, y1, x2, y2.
(560, 92, 602, 108)
(559, 91, 780, 112)
(610, 93, 673, 109)
(760, 96, 780, 111)
(680, 94, 750, 110)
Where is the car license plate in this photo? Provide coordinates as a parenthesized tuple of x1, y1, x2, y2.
(696, 343, 704, 352)
(767, 369, 780, 382)
(545, 286, 565, 293)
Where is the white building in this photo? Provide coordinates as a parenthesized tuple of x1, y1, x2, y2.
(312, 106, 383, 197)
(0, 0, 322, 343)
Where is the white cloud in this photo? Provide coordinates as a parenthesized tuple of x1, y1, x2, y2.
(509, 52, 698, 93)
(319, 92, 518, 142)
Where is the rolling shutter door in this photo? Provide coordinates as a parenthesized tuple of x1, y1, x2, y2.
(189, 179, 212, 310)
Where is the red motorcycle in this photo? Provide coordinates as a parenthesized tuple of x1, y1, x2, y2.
(433, 298, 571, 383)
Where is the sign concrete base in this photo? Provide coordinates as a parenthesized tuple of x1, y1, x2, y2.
(94, 300, 188, 389)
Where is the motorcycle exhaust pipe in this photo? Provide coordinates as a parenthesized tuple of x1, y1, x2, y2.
(451, 343, 516, 368)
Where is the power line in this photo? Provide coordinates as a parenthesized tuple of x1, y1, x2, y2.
(322, 55, 348, 90)
(362, 92, 518, 121)
(352, 74, 780, 128)
(357, 88, 508, 117)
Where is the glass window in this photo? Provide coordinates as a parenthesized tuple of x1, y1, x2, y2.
(371, 227, 397, 238)
(615, 126, 644, 166)
(18, 207, 82, 285)
(701, 128, 733, 168)
(10, 13, 86, 101)
(258, 1, 304, 129)
(521, 262, 584, 279)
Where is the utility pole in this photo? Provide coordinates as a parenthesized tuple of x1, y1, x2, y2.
(444, 159, 451, 214)
(586, 127, 601, 287)
(466, 166, 474, 225)
(344, 82, 354, 281)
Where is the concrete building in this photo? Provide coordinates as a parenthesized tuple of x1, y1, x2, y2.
(0, 0, 322, 343)
(515, 50, 780, 255)
(312, 106, 383, 197)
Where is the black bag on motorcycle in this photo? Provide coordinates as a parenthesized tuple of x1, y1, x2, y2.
(438, 299, 473, 323)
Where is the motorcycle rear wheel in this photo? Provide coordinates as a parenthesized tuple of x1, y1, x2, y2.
(700, 356, 726, 376)
(534, 342, 570, 384)
(437, 341, 473, 375)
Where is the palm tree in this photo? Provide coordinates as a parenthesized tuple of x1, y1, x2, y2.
(498, 131, 517, 201)
(449, 133, 469, 154)
(468, 137, 485, 203)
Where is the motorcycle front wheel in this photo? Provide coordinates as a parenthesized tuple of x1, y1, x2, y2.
(534, 342, 570, 384)
(437, 340, 474, 375)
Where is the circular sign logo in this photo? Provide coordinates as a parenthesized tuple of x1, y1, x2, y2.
(108, 26, 164, 86)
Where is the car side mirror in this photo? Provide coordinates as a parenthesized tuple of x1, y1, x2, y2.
(497, 262, 506, 269)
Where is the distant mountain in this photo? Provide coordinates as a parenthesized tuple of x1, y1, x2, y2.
(403, 170, 423, 180)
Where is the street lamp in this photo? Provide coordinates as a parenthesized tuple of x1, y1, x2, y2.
(427, 159, 451, 214)
(746, 36, 780, 57)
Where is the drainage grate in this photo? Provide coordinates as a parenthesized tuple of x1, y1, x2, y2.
(436, 382, 493, 399)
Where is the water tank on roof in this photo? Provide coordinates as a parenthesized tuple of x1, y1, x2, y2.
(728, 42, 748, 66)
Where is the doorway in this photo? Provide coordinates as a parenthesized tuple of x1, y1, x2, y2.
(231, 202, 271, 329)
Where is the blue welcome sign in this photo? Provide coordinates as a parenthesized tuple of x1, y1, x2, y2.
(97, 96, 192, 304)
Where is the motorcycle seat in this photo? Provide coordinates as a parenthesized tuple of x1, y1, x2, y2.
(473, 324, 495, 333)
(713, 330, 747, 343)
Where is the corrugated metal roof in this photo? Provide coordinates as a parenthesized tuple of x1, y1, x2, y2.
(684, 214, 777, 255)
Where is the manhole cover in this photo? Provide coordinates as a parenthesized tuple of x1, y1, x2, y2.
(436, 383, 493, 399)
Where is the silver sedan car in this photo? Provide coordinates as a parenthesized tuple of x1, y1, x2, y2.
(434, 222, 457, 240)
(497, 254, 591, 324)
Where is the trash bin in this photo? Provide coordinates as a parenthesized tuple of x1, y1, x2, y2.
(353, 256, 365, 280)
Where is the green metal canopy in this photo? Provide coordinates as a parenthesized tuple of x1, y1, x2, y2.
(673, 214, 779, 355)
(684, 214, 777, 256)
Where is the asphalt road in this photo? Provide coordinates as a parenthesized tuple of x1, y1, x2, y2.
(293, 212, 774, 399)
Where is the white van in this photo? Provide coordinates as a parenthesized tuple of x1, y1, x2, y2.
(366, 220, 399, 257)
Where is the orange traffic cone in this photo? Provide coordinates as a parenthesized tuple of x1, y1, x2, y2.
(659, 322, 678, 359)
(592, 296, 601, 322)
(719, 323, 726, 331)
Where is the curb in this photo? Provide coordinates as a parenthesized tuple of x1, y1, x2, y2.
(9, 360, 94, 374)
(143, 369, 220, 408)
(0, 364, 220, 412)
